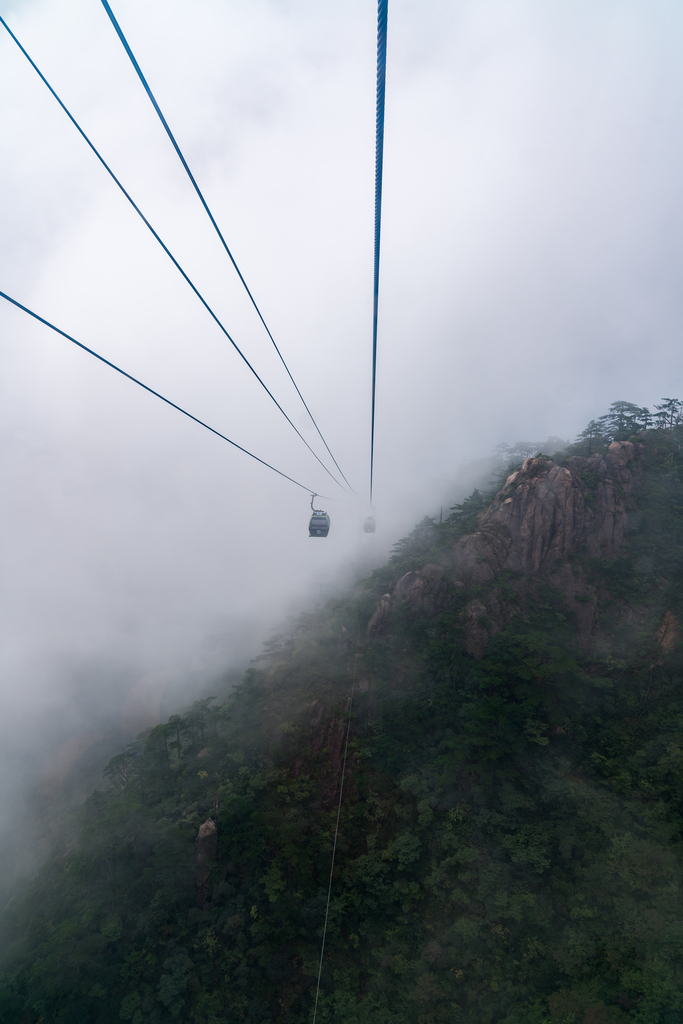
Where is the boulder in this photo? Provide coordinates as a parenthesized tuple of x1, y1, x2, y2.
(196, 818, 218, 887)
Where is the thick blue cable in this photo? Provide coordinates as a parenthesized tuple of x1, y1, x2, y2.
(370, 0, 388, 505)
(0, 290, 330, 498)
(98, 0, 353, 493)
(0, 13, 346, 493)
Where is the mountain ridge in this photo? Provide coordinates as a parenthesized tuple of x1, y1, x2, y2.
(3, 416, 683, 1024)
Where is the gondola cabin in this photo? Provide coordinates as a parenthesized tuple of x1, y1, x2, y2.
(309, 511, 330, 537)
(363, 516, 376, 533)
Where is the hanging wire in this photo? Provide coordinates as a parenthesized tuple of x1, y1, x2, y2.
(0, 15, 348, 495)
(370, 0, 389, 506)
(312, 628, 360, 1024)
(0, 290, 331, 498)
(98, 0, 353, 493)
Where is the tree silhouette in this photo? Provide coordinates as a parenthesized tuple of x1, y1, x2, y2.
(573, 419, 608, 455)
(597, 401, 650, 441)
(654, 397, 683, 430)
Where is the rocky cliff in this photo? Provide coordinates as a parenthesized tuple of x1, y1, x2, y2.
(450, 440, 641, 579)
(368, 441, 643, 655)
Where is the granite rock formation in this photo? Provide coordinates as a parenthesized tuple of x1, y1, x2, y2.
(449, 441, 642, 583)
(367, 441, 642, 653)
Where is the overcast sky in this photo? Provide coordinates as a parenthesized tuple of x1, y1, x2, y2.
(1, 0, 683, 855)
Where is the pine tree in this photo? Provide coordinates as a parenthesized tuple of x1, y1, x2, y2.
(573, 419, 608, 455)
(446, 489, 492, 534)
(654, 397, 683, 430)
(597, 400, 650, 441)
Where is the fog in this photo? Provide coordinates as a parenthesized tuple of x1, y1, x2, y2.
(1, 0, 683, 871)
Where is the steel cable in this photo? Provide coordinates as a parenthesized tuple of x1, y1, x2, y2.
(98, 0, 353, 492)
(370, 0, 389, 505)
(311, 628, 360, 1024)
(0, 14, 347, 493)
(0, 290, 330, 498)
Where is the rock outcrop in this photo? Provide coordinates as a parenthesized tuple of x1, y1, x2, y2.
(366, 593, 393, 640)
(449, 442, 642, 583)
(366, 442, 643, 652)
(366, 564, 450, 639)
(196, 819, 218, 887)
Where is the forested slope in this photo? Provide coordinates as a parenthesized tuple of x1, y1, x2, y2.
(3, 408, 683, 1024)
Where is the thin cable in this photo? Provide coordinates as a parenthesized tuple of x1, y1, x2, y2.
(370, 0, 388, 506)
(98, 0, 353, 494)
(312, 628, 360, 1024)
(0, 14, 346, 494)
(0, 290, 331, 498)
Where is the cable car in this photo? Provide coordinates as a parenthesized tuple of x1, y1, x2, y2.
(308, 495, 330, 537)
(363, 516, 376, 533)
